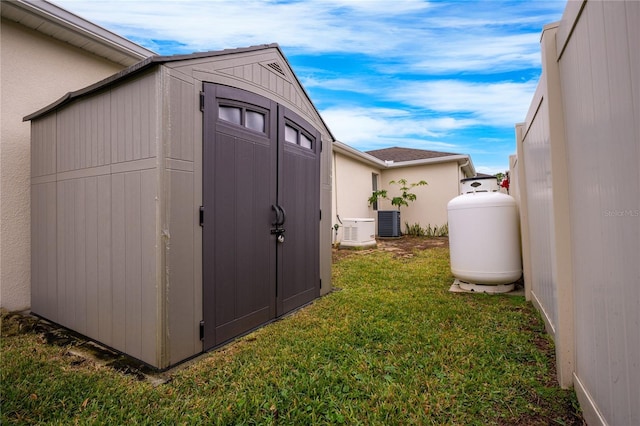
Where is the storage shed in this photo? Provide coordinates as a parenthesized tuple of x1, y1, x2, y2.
(25, 44, 334, 369)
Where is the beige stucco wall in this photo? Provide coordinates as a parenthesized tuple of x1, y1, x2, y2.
(331, 147, 464, 241)
(380, 162, 459, 232)
(331, 151, 381, 234)
(1, 19, 125, 311)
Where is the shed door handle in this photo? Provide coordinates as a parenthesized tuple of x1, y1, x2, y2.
(272, 204, 286, 227)
(272, 204, 283, 227)
(277, 205, 286, 226)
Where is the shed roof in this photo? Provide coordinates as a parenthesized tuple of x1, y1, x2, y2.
(23, 43, 336, 141)
(25, 44, 281, 119)
(366, 146, 460, 162)
(1, 0, 155, 66)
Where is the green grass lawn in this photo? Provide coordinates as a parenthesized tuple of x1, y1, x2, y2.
(1, 245, 581, 425)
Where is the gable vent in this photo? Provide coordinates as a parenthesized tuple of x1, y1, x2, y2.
(266, 62, 286, 76)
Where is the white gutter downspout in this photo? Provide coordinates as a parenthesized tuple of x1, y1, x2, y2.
(458, 159, 470, 194)
(333, 152, 342, 244)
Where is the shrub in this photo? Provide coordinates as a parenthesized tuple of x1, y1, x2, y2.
(404, 222, 449, 237)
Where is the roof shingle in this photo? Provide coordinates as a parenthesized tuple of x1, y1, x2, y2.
(365, 146, 460, 162)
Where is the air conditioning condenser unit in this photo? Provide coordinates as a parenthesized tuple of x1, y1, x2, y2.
(378, 210, 401, 237)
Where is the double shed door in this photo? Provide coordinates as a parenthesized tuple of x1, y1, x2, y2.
(202, 83, 320, 350)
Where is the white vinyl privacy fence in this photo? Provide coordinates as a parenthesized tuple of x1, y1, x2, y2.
(514, 1, 639, 425)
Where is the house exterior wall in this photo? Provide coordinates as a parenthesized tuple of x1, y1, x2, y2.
(380, 162, 459, 232)
(331, 151, 381, 238)
(1, 19, 126, 312)
(331, 146, 470, 242)
(516, 1, 639, 424)
(30, 71, 163, 367)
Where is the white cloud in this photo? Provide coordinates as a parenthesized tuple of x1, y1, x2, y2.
(55, 0, 559, 73)
(388, 79, 539, 126)
(320, 106, 475, 150)
(475, 165, 510, 175)
(302, 73, 538, 129)
(299, 76, 374, 94)
(55, 0, 424, 55)
(313, 0, 431, 15)
(51, 0, 563, 171)
(406, 33, 542, 74)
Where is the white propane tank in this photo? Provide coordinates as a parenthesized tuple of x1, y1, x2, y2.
(460, 175, 500, 194)
(447, 191, 522, 292)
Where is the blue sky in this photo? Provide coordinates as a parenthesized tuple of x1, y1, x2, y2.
(56, 0, 567, 174)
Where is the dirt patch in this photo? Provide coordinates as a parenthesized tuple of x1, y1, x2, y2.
(1, 308, 40, 336)
(333, 236, 449, 262)
(1, 309, 168, 384)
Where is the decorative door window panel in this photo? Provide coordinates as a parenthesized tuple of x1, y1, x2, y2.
(219, 104, 267, 134)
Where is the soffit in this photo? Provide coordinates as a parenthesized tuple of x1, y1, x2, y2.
(1, 0, 155, 66)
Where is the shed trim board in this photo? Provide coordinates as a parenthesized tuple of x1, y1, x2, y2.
(27, 44, 333, 369)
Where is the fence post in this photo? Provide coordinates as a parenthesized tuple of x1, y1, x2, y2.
(541, 23, 575, 389)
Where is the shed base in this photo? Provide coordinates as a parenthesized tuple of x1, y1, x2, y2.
(339, 240, 377, 249)
(450, 279, 515, 294)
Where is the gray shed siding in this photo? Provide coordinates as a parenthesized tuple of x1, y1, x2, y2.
(30, 71, 162, 366)
(30, 45, 333, 369)
(172, 53, 321, 129)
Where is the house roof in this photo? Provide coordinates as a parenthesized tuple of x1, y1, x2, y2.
(333, 141, 476, 177)
(1, 0, 155, 66)
(366, 147, 460, 162)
